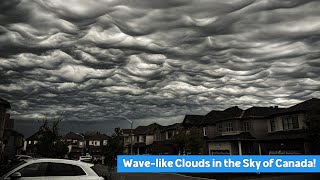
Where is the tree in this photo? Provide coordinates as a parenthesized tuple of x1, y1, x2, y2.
(186, 127, 205, 154)
(35, 113, 68, 158)
(103, 128, 124, 180)
(173, 126, 205, 155)
(304, 108, 320, 154)
(172, 126, 188, 154)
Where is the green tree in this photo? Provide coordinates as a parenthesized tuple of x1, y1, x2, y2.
(35, 114, 68, 158)
(103, 128, 124, 180)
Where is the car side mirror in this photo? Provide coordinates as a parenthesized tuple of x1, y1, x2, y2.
(10, 172, 21, 179)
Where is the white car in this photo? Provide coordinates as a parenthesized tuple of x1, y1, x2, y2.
(79, 156, 92, 163)
(0, 158, 106, 180)
(14, 155, 33, 160)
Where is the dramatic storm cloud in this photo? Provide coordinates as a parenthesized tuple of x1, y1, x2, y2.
(1, 0, 320, 134)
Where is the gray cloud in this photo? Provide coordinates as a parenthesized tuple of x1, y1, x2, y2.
(1, 0, 320, 134)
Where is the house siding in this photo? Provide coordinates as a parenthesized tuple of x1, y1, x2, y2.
(146, 135, 153, 145)
(250, 118, 268, 138)
(268, 112, 305, 133)
(206, 125, 217, 139)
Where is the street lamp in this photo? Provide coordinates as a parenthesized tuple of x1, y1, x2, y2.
(117, 116, 133, 155)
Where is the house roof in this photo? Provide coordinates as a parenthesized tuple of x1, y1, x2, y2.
(86, 133, 109, 140)
(161, 123, 181, 132)
(207, 132, 256, 141)
(0, 98, 11, 108)
(132, 123, 164, 135)
(64, 132, 84, 140)
(202, 110, 221, 125)
(272, 98, 320, 116)
(203, 106, 244, 124)
(122, 129, 132, 135)
(259, 129, 308, 141)
(26, 131, 42, 141)
(203, 106, 286, 125)
(241, 106, 283, 118)
(182, 115, 204, 125)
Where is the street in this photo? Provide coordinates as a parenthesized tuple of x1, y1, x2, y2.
(110, 172, 320, 180)
(112, 173, 213, 180)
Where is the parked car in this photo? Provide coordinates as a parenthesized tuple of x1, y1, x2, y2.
(8, 155, 33, 165)
(0, 158, 106, 180)
(79, 155, 93, 163)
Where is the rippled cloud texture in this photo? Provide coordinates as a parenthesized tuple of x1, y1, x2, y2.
(1, 0, 320, 125)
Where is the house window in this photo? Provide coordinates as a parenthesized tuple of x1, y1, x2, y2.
(135, 136, 138, 143)
(166, 131, 174, 139)
(125, 136, 130, 143)
(103, 140, 108, 145)
(225, 122, 233, 132)
(79, 142, 83, 146)
(218, 123, 222, 133)
(203, 127, 207, 136)
(154, 133, 161, 141)
(94, 141, 100, 146)
(282, 115, 299, 130)
(89, 141, 94, 145)
(28, 141, 32, 145)
(72, 140, 77, 144)
(242, 121, 249, 132)
(270, 119, 276, 131)
(139, 136, 145, 142)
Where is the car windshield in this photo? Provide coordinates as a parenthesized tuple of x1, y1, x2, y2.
(0, 161, 27, 177)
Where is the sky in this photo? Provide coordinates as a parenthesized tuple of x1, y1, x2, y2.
(0, 0, 320, 135)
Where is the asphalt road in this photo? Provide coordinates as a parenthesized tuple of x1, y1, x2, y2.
(112, 173, 212, 180)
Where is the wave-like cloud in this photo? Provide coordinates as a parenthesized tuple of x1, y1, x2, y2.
(0, 0, 319, 125)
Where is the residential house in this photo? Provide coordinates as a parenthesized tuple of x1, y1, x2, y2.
(63, 132, 86, 159)
(181, 115, 205, 129)
(1, 118, 24, 159)
(133, 123, 163, 155)
(124, 98, 320, 156)
(0, 98, 11, 157)
(259, 98, 320, 155)
(2, 129, 24, 158)
(85, 132, 109, 157)
(25, 131, 42, 156)
(148, 123, 181, 155)
(122, 123, 164, 155)
(122, 128, 133, 154)
(204, 106, 283, 155)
